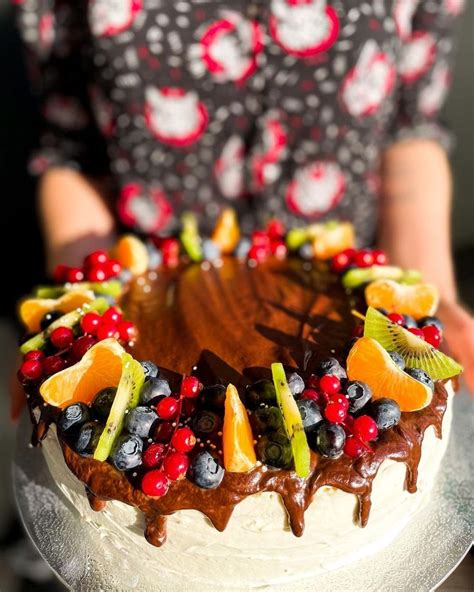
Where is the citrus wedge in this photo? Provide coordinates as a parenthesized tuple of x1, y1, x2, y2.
(35, 280, 123, 299)
(223, 384, 257, 473)
(40, 339, 125, 408)
(365, 279, 438, 319)
(312, 222, 354, 261)
(346, 337, 432, 411)
(112, 235, 148, 275)
(211, 208, 240, 255)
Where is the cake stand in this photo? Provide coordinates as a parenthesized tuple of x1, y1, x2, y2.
(14, 390, 473, 592)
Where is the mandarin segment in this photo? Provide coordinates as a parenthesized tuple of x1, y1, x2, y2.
(211, 208, 240, 255)
(223, 384, 257, 473)
(312, 222, 354, 260)
(112, 235, 149, 275)
(365, 279, 438, 319)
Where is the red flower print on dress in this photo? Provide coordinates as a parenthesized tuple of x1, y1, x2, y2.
(417, 63, 451, 117)
(341, 41, 395, 118)
(444, 0, 465, 16)
(399, 31, 436, 84)
(214, 136, 246, 199)
(89, 0, 142, 38)
(43, 95, 89, 130)
(90, 86, 115, 137)
(251, 112, 287, 191)
(190, 11, 263, 84)
(393, 0, 417, 40)
(286, 160, 345, 218)
(118, 183, 172, 233)
(145, 87, 209, 147)
(269, 0, 339, 59)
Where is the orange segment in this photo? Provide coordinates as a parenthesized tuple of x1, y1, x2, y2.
(211, 208, 240, 254)
(112, 235, 148, 275)
(365, 279, 438, 319)
(347, 337, 432, 412)
(312, 222, 355, 260)
(223, 384, 257, 472)
(40, 339, 125, 408)
(19, 289, 95, 333)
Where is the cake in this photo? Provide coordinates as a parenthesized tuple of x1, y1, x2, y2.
(16, 213, 462, 590)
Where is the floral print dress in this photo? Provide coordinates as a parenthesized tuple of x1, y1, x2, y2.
(15, 0, 463, 244)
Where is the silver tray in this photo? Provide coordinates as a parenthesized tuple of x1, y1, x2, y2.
(13, 390, 473, 592)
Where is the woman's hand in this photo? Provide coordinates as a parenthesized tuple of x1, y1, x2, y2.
(437, 300, 474, 393)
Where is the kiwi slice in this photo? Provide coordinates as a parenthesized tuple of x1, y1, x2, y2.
(180, 212, 203, 262)
(364, 307, 463, 380)
(94, 353, 145, 462)
(342, 266, 421, 289)
(35, 280, 123, 299)
(20, 297, 110, 354)
(271, 363, 310, 478)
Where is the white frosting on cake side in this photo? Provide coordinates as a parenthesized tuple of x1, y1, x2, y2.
(41, 385, 453, 591)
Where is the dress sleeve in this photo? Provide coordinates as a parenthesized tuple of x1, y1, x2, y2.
(389, 0, 465, 151)
(15, 0, 109, 176)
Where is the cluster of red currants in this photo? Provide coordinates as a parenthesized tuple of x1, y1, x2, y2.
(331, 248, 387, 274)
(247, 220, 287, 263)
(53, 250, 122, 284)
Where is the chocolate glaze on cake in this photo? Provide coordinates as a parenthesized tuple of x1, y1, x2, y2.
(28, 257, 449, 547)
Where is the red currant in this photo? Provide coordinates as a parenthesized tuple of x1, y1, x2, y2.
(387, 313, 405, 326)
(352, 325, 364, 338)
(422, 325, 442, 348)
(181, 398, 197, 418)
(344, 436, 365, 458)
(81, 312, 102, 335)
(96, 323, 119, 341)
(67, 267, 84, 283)
(408, 327, 425, 340)
(117, 320, 138, 342)
(324, 401, 347, 424)
(142, 443, 167, 469)
(156, 397, 179, 420)
(102, 306, 123, 325)
(24, 350, 45, 362)
(162, 239, 180, 267)
(153, 421, 175, 443)
(266, 219, 285, 239)
(319, 374, 341, 395)
(104, 259, 122, 277)
(50, 326, 74, 349)
(307, 375, 319, 390)
(141, 470, 169, 497)
(84, 250, 109, 268)
(327, 393, 349, 411)
(180, 376, 202, 398)
(251, 230, 271, 249)
(87, 267, 107, 282)
(353, 415, 378, 442)
(163, 451, 189, 481)
(71, 335, 96, 360)
(331, 251, 352, 273)
(171, 427, 196, 453)
(19, 359, 43, 381)
(372, 250, 387, 266)
(270, 239, 287, 259)
(53, 265, 69, 283)
(301, 388, 321, 403)
(43, 355, 66, 376)
(354, 249, 375, 268)
(247, 244, 268, 263)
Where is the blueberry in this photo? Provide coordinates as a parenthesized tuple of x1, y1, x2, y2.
(288, 373, 305, 396)
(40, 310, 65, 331)
(245, 380, 277, 409)
(298, 243, 314, 260)
(402, 315, 417, 329)
(140, 361, 159, 380)
(199, 384, 226, 411)
(235, 238, 251, 260)
(345, 381, 372, 413)
(256, 432, 293, 469)
(202, 239, 221, 261)
(315, 357, 347, 380)
(92, 387, 117, 421)
(124, 406, 159, 438)
(192, 410, 222, 437)
(146, 241, 163, 269)
(296, 400, 323, 432)
(418, 316, 444, 332)
(188, 451, 224, 489)
(313, 422, 346, 459)
(118, 269, 133, 284)
(110, 434, 143, 471)
(388, 351, 405, 370)
(405, 368, 435, 391)
(58, 403, 91, 435)
(73, 421, 103, 457)
(250, 406, 283, 434)
(368, 398, 401, 431)
(140, 377, 171, 404)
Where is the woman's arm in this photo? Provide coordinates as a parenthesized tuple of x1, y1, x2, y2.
(379, 139, 474, 391)
(39, 168, 116, 272)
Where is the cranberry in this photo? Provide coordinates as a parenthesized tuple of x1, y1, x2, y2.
(251, 230, 271, 249)
(102, 306, 123, 325)
(153, 421, 175, 443)
(387, 313, 405, 326)
(162, 239, 180, 267)
(171, 427, 196, 453)
(327, 393, 349, 411)
(267, 219, 285, 239)
(87, 267, 108, 282)
(324, 401, 347, 424)
(50, 326, 74, 349)
(67, 267, 85, 283)
(19, 359, 43, 381)
(163, 451, 189, 481)
(84, 250, 109, 268)
(117, 321, 138, 342)
(81, 312, 102, 335)
(71, 335, 96, 360)
(372, 250, 387, 266)
(53, 265, 69, 283)
(408, 327, 425, 340)
(331, 251, 352, 273)
(301, 388, 322, 403)
(344, 436, 365, 458)
(96, 323, 119, 341)
(422, 325, 442, 348)
(141, 470, 169, 497)
(156, 397, 179, 420)
(353, 415, 378, 442)
(104, 259, 122, 277)
(142, 443, 167, 469)
(43, 355, 66, 376)
(247, 244, 268, 263)
(24, 350, 45, 362)
(354, 249, 375, 268)
(270, 239, 288, 259)
(180, 376, 202, 398)
(319, 374, 341, 395)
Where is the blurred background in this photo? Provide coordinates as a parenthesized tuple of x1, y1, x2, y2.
(0, 0, 472, 589)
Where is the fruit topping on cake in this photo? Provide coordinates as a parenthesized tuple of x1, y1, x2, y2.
(365, 279, 439, 318)
(223, 384, 257, 473)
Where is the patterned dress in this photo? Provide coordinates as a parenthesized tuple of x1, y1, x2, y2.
(15, 0, 463, 244)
